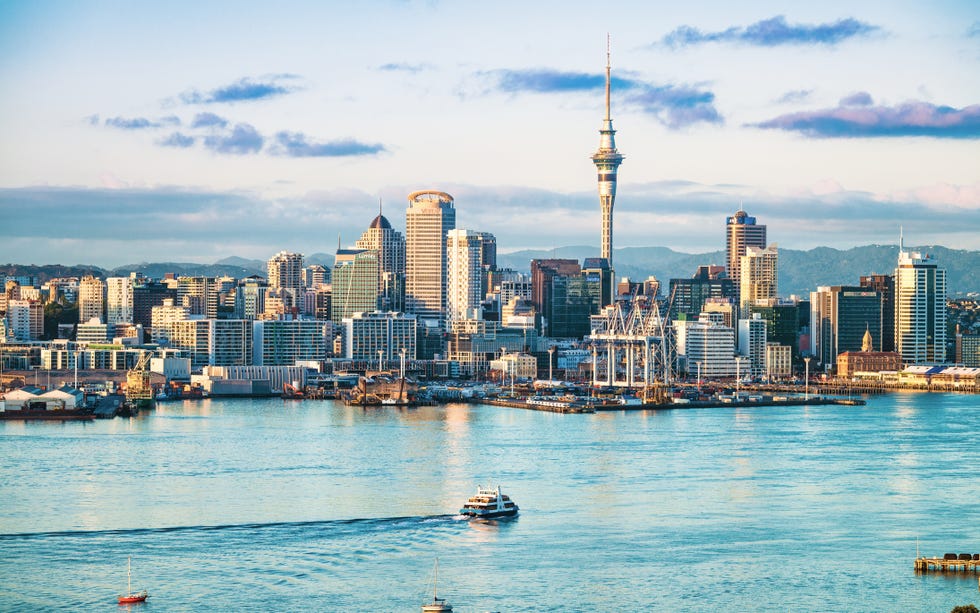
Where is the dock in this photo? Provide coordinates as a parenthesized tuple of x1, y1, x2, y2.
(914, 556, 980, 573)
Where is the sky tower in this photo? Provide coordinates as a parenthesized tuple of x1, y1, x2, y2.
(591, 35, 624, 265)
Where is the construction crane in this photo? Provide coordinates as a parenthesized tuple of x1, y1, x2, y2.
(125, 351, 155, 411)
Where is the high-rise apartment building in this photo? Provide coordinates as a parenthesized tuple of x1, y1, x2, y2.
(252, 319, 332, 366)
(591, 38, 624, 265)
(355, 209, 406, 312)
(739, 244, 778, 313)
(405, 190, 455, 323)
(106, 276, 134, 324)
(737, 313, 768, 377)
(133, 280, 176, 331)
(726, 209, 767, 302)
(267, 251, 304, 309)
(303, 265, 329, 288)
(894, 248, 946, 364)
(6, 299, 43, 341)
(669, 266, 735, 321)
(177, 276, 218, 319)
(234, 277, 268, 320)
(446, 229, 494, 324)
(331, 249, 380, 322)
(78, 276, 106, 324)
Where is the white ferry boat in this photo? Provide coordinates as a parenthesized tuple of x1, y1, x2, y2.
(458, 485, 519, 519)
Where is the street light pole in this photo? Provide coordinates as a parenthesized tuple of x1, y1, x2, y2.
(735, 357, 743, 394)
(695, 361, 702, 393)
(399, 347, 406, 380)
(378, 350, 384, 373)
(548, 347, 555, 385)
(804, 357, 812, 401)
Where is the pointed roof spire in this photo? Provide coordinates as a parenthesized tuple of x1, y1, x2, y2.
(605, 33, 612, 123)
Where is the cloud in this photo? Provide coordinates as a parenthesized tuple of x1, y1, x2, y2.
(190, 112, 228, 128)
(485, 68, 720, 128)
(751, 99, 980, 138)
(378, 63, 430, 73)
(969, 21, 980, 37)
(839, 91, 873, 107)
(661, 15, 878, 48)
(103, 115, 180, 130)
(775, 89, 813, 104)
(1, 182, 977, 269)
(271, 132, 387, 157)
(159, 132, 196, 148)
(180, 76, 297, 104)
(203, 123, 264, 154)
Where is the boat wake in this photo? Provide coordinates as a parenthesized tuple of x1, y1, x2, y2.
(0, 514, 459, 541)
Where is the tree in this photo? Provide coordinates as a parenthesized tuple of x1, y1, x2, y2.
(951, 605, 979, 613)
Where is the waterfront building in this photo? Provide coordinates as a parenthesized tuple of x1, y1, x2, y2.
(956, 330, 980, 367)
(252, 319, 332, 366)
(331, 249, 380, 322)
(106, 276, 134, 324)
(726, 208, 767, 303)
(737, 313, 768, 377)
(739, 244, 778, 314)
(177, 276, 218, 319)
(810, 285, 882, 370)
(405, 190, 455, 325)
(6, 299, 43, 341)
(859, 273, 895, 352)
(765, 343, 793, 380)
(341, 311, 417, 361)
(490, 351, 538, 380)
(894, 247, 946, 364)
(591, 38, 624, 266)
(836, 329, 903, 378)
(673, 314, 736, 378)
(78, 276, 105, 324)
(166, 319, 252, 371)
(355, 209, 406, 312)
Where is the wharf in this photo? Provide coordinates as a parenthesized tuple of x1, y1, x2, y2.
(914, 556, 980, 573)
(476, 395, 862, 414)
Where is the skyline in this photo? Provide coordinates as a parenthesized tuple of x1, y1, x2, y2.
(1, 1, 979, 268)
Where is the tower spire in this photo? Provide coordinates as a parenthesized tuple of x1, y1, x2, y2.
(605, 33, 611, 123)
(592, 35, 624, 267)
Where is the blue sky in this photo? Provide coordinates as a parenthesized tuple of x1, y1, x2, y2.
(1, 0, 978, 267)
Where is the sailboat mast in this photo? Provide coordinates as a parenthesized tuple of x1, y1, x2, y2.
(128, 556, 132, 594)
(433, 558, 438, 599)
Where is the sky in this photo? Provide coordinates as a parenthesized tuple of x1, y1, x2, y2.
(1, 0, 978, 268)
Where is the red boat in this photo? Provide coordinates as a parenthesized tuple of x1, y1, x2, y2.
(117, 557, 149, 604)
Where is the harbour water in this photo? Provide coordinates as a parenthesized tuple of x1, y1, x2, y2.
(1, 392, 978, 611)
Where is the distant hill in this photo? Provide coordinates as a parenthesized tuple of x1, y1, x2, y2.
(498, 244, 980, 297)
(4, 245, 977, 296)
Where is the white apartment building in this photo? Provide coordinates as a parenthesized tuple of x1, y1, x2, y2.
(252, 319, 333, 366)
(737, 313, 768, 377)
(106, 276, 134, 324)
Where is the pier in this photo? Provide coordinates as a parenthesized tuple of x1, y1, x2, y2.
(914, 556, 980, 573)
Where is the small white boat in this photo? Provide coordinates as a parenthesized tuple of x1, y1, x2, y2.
(421, 559, 452, 612)
(458, 485, 519, 519)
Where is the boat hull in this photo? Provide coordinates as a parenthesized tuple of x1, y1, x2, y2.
(458, 508, 518, 519)
(117, 594, 148, 604)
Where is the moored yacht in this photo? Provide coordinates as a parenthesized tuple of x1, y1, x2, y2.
(458, 485, 519, 519)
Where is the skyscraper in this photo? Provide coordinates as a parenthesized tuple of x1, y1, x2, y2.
(809, 285, 882, 368)
(894, 247, 946, 364)
(726, 208, 767, 301)
(446, 229, 493, 324)
(267, 251, 304, 309)
(860, 273, 895, 352)
(405, 190, 455, 324)
(355, 205, 406, 312)
(739, 244, 778, 313)
(591, 37, 624, 266)
(331, 249, 381, 323)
